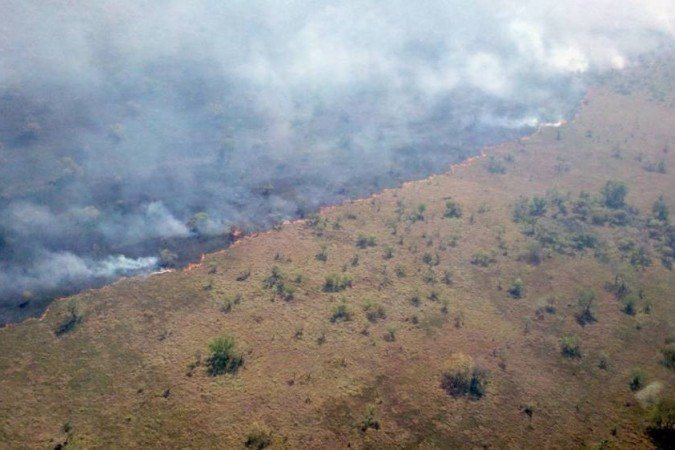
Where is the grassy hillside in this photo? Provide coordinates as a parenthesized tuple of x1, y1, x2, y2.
(0, 59, 674, 449)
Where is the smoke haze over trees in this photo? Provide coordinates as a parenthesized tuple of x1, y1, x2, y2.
(0, 0, 673, 323)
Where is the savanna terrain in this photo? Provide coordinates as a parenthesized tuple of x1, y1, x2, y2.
(0, 57, 674, 449)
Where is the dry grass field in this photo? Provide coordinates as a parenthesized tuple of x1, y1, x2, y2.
(0, 59, 674, 449)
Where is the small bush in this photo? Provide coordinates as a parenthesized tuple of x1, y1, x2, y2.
(601, 180, 627, 209)
(383, 245, 395, 259)
(560, 335, 581, 358)
(471, 251, 495, 267)
(409, 203, 427, 222)
(244, 423, 272, 449)
(360, 404, 380, 432)
(206, 335, 244, 376)
(444, 199, 462, 219)
(316, 244, 328, 262)
(653, 195, 669, 222)
(485, 156, 506, 174)
(440, 353, 488, 399)
(523, 241, 544, 265)
(622, 295, 637, 315)
(364, 300, 386, 323)
(384, 325, 396, 342)
(528, 196, 548, 217)
(236, 269, 251, 281)
(220, 294, 242, 314)
(576, 288, 597, 326)
(356, 234, 377, 249)
(508, 278, 524, 299)
(324, 273, 352, 292)
(330, 302, 351, 323)
(442, 270, 453, 285)
(661, 343, 675, 369)
(629, 368, 646, 391)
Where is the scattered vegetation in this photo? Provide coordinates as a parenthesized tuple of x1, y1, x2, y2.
(220, 293, 242, 313)
(263, 266, 295, 300)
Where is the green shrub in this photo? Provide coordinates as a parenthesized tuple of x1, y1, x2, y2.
(622, 295, 637, 315)
(236, 269, 251, 281)
(409, 203, 427, 222)
(629, 368, 646, 391)
(384, 324, 396, 342)
(220, 294, 242, 314)
(576, 288, 597, 325)
(395, 265, 406, 278)
(316, 244, 328, 262)
(601, 180, 627, 209)
(471, 251, 495, 267)
(440, 353, 488, 399)
(360, 404, 380, 432)
(528, 196, 548, 216)
(383, 245, 395, 259)
(330, 302, 351, 323)
(244, 423, 272, 449)
(364, 300, 386, 323)
(442, 270, 453, 285)
(647, 397, 675, 446)
(356, 234, 377, 249)
(630, 247, 652, 269)
(306, 214, 328, 234)
(206, 335, 244, 376)
(324, 273, 352, 292)
(653, 195, 669, 222)
(508, 278, 524, 299)
(444, 199, 462, 218)
(661, 343, 675, 369)
(422, 252, 439, 266)
(422, 268, 437, 284)
(560, 335, 581, 358)
(485, 156, 506, 174)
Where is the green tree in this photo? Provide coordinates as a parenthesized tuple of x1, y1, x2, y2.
(653, 195, 669, 222)
(601, 180, 627, 209)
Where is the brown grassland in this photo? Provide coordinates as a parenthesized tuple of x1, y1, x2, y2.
(0, 58, 674, 449)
